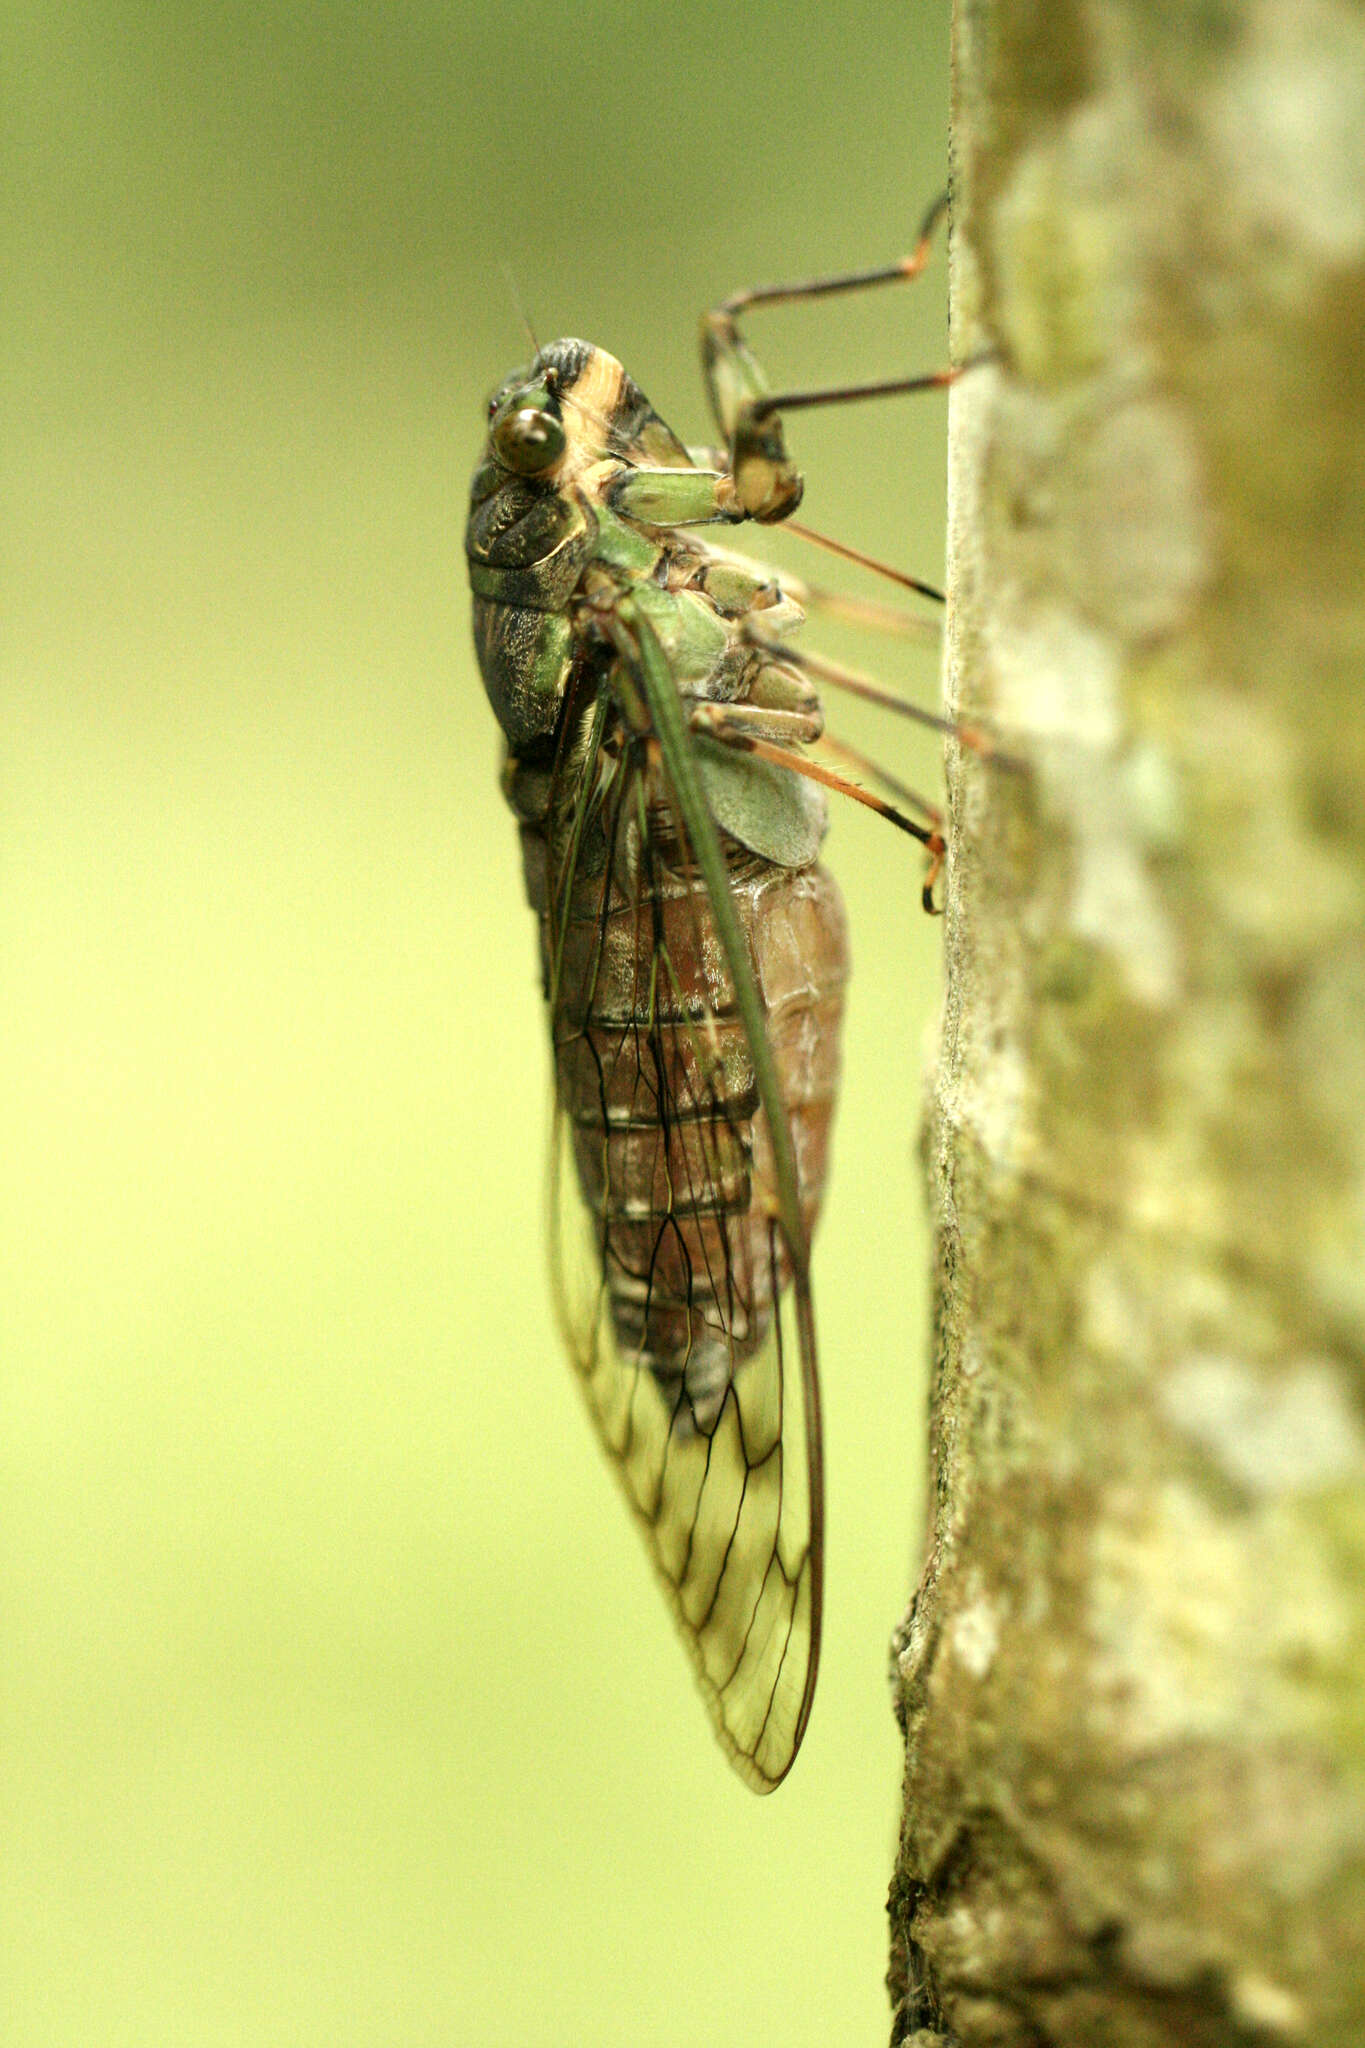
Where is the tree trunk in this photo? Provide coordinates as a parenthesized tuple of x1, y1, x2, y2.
(889, 3, 1365, 2043)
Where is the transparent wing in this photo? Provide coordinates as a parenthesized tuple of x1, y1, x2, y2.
(544, 772, 826, 1792)
(549, 1074, 822, 1794)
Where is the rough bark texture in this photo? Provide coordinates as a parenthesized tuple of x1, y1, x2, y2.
(889, 4, 1365, 2043)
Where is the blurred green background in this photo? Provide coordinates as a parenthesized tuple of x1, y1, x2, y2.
(2, 3, 951, 2041)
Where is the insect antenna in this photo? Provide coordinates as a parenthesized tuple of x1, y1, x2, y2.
(499, 259, 541, 358)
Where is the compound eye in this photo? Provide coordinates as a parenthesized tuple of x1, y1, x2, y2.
(492, 402, 566, 475)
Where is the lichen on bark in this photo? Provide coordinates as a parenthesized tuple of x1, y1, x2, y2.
(889, 4, 1365, 2044)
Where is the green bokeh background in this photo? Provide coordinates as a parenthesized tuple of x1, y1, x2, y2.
(3, 5, 951, 2041)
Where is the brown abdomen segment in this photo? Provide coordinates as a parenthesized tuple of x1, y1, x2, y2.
(549, 852, 849, 1430)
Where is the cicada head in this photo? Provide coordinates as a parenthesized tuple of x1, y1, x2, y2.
(480, 340, 608, 488)
(483, 339, 695, 484)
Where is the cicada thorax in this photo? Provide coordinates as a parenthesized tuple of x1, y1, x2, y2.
(542, 770, 849, 1435)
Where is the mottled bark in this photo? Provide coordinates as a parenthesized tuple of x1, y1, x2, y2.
(889, 3, 1365, 2043)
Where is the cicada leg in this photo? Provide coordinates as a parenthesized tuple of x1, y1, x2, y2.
(685, 190, 1012, 908)
(687, 706, 948, 913)
(788, 581, 942, 643)
(700, 191, 961, 522)
(741, 630, 1017, 767)
(778, 523, 945, 609)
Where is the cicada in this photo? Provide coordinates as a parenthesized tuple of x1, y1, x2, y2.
(465, 198, 957, 1790)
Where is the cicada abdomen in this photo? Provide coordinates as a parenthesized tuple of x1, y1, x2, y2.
(551, 829, 848, 1424)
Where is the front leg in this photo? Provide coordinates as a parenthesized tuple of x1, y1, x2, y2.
(699, 190, 951, 524)
(697, 312, 804, 524)
(604, 463, 743, 528)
